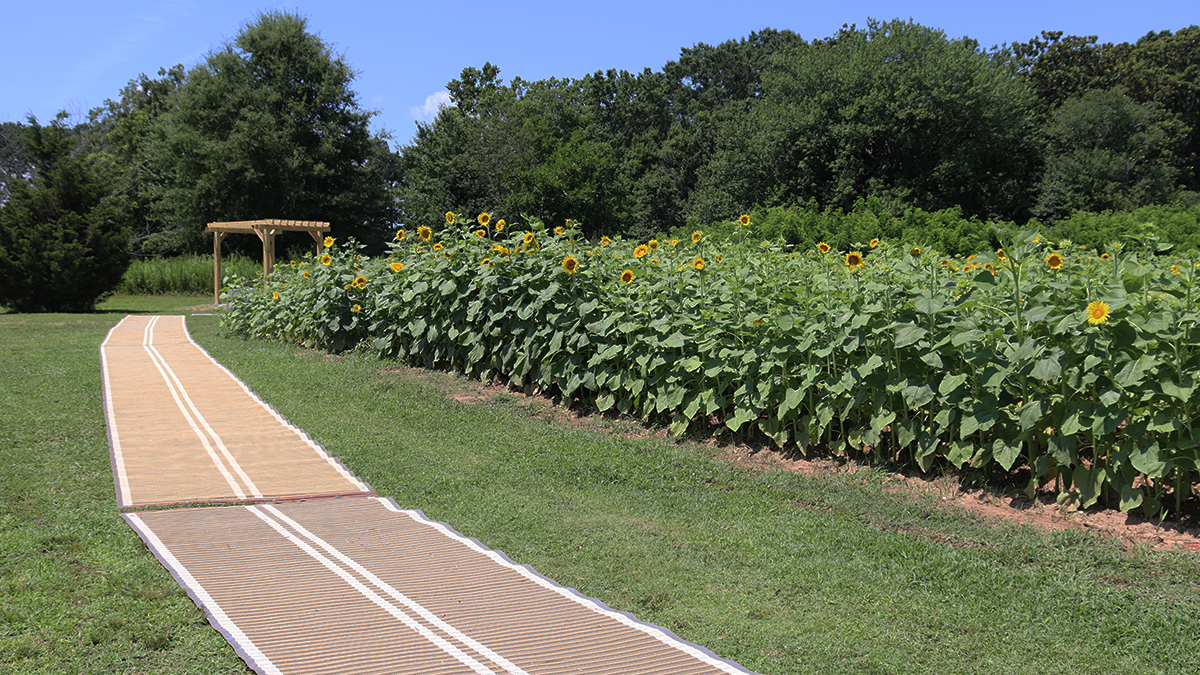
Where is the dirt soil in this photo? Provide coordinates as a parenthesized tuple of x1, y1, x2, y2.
(419, 367, 1200, 556)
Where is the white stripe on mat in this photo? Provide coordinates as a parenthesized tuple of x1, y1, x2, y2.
(100, 316, 133, 506)
(125, 512, 282, 675)
(247, 505, 520, 675)
(181, 315, 372, 493)
(141, 316, 262, 500)
(376, 497, 755, 675)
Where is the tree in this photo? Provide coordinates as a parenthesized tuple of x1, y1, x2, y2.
(0, 115, 132, 312)
(690, 20, 1040, 224)
(143, 11, 397, 254)
(1034, 87, 1177, 220)
(88, 66, 185, 251)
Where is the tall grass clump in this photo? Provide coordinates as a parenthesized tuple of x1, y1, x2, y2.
(116, 254, 260, 295)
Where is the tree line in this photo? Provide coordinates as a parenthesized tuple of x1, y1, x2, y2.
(404, 20, 1199, 241)
(1, 13, 1197, 309)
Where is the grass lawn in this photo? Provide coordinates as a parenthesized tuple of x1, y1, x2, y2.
(3, 295, 1200, 674)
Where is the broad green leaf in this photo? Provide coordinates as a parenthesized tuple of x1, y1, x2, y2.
(1129, 440, 1169, 478)
(894, 324, 928, 349)
(994, 438, 1023, 471)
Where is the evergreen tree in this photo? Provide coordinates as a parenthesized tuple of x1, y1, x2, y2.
(0, 115, 132, 312)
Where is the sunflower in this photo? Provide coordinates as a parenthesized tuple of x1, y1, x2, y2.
(714, 255, 723, 263)
(443, 251, 452, 259)
(997, 248, 1007, 260)
(693, 257, 705, 270)
(692, 231, 702, 244)
(562, 255, 579, 274)
(323, 236, 335, 249)
(601, 236, 611, 247)
(352, 304, 362, 313)
(445, 211, 456, 225)
(418, 225, 432, 242)
(555, 226, 565, 235)
(739, 214, 750, 227)
(478, 212, 491, 226)
(352, 275, 367, 289)
(817, 242, 831, 255)
(272, 291, 280, 300)
(1101, 253, 1111, 261)
(433, 243, 444, 252)
(319, 254, 332, 266)
(1045, 252, 1064, 270)
(523, 232, 535, 245)
(870, 238, 879, 248)
(1032, 235, 1041, 243)
(648, 239, 659, 250)
(621, 269, 635, 284)
(475, 229, 486, 238)
(845, 251, 864, 267)
(1171, 264, 1182, 275)
(395, 229, 406, 242)
(289, 260, 296, 267)
(480, 258, 491, 265)
(493, 245, 510, 255)
(634, 244, 649, 259)
(390, 261, 404, 272)
(495, 219, 506, 232)
(670, 239, 680, 247)
(1086, 300, 1110, 325)
(911, 246, 922, 256)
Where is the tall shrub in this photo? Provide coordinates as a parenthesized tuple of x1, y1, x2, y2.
(0, 115, 131, 312)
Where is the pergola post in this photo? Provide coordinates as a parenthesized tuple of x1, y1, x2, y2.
(205, 219, 330, 306)
(212, 232, 228, 304)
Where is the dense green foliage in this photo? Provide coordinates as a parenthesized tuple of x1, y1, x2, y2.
(0, 116, 132, 312)
(88, 11, 398, 255)
(399, 20, 1198, 240)
(226, 215, 1200, 521)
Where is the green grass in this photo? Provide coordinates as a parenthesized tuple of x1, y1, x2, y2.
(3, 296, 1199, 674)
(0, 296, 250, 673)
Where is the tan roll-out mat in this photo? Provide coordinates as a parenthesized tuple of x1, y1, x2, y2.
(100, 315, 372, 507)
(125, 497, 756, 675)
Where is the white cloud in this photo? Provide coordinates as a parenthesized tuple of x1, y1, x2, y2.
(410, 91, 452, 122)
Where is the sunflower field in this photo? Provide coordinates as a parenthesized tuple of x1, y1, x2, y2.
(223, 213, 1200, 519)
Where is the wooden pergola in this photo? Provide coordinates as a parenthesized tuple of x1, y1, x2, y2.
(206, 219, 330, 304)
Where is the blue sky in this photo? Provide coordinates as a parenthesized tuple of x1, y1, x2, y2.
(3, 1, 1194, 146)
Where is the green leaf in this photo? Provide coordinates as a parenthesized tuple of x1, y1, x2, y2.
(1018, 399, 1046, 432)
(1030, 357, 1062, 382)
(938, 373, 968, 397)
(901, 382, 935, 409)
(894, 324, 928, 349)
(994, 438, 1023, 471)
(1129, 440, 1169, 478)
(1161, 376, 1195, 402)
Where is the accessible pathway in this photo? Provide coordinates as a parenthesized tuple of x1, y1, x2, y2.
(101, 315, 758, 675)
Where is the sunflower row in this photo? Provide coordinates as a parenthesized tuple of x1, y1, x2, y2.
(224, 219, 1200, 519)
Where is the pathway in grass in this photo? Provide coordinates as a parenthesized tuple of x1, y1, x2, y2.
(103, 314, 758, 674)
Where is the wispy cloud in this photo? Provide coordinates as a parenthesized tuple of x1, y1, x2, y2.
(411, 91, 452, 122)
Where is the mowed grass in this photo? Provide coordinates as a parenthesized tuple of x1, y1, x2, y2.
(1, 297, 1198, 674)
(0, 296, 249, 674)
